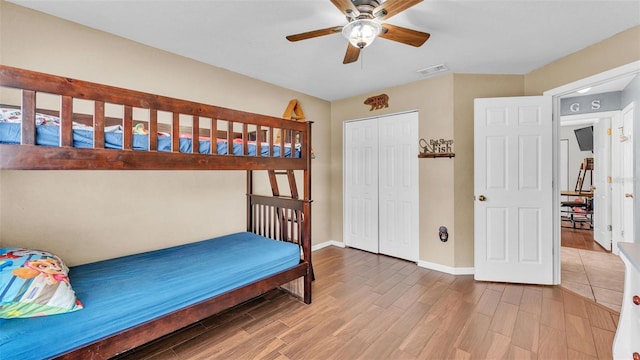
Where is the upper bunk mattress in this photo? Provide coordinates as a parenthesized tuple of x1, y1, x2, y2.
(0, 232, 300, 360)
(0, 122, 301, 157)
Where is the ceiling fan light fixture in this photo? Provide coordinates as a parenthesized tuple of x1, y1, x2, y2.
(342, 19, 382, 49)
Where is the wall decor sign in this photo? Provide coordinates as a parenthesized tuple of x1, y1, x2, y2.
(420, 138, 453, 153)
(418, 138, 455, 158)
(364, 93, 389, 111)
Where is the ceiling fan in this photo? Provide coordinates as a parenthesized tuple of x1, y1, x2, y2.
(286, 0, 430, 64)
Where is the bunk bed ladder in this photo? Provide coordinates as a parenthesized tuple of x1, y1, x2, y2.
(268, 169, 299, 199)
(268, 170, 299, 249)
(268, 98, 303, 233)
(248, 99, 313, 300)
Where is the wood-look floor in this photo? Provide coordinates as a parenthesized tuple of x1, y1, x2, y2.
(560, 225, 625, 313)
(561, 226, 606, 253)
(116, 246, 619, 360)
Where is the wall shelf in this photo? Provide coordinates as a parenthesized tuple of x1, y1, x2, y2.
(418, 153, 455, 158)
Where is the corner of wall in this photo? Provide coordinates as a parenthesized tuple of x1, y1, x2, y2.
(451, 74, 525, 268)
(417, 75, 456, 267)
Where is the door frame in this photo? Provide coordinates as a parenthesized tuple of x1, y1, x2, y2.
(545, 60, 640, 284)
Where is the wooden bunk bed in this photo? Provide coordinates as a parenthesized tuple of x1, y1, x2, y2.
(0, 65, 312, 359)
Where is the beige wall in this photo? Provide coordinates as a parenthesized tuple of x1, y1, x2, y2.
(330, 26, 639, 269)
(2, 2, 638, 270)
(0, 2, 332, 265)
(452, 74, 524, 267)
(331, 74, 524, 268)
(332, 75, 457, 265)
(525, 26, 640, 95)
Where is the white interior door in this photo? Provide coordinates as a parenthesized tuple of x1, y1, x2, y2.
(378, 113, 419, 261)
(593, 117, 612, 250)
(344, 119, 379, 253)
(621, 103, 635, 244)
(560, 139, 569, 203)
(612, 112, 624, 252)
(474, 96, 554, 285)
(613, 103, 636, 253)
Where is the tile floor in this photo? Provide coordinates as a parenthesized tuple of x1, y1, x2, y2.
(561, 246, 625, 313)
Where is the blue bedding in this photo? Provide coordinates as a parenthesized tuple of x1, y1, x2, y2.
(0, 232, 300, 360)
(0, 122, 301, 157)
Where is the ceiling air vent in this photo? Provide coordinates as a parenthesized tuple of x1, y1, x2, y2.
(417, 64, 448, 77)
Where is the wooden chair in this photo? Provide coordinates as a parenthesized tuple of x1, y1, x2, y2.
(575, 157, 593, 193)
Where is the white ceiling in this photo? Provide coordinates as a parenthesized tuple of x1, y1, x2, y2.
(9, 0, 640, 101)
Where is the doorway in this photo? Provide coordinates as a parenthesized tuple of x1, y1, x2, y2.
(470, 63, 637, 309)
(547, 63, 639, 311)
(559, 112, 619, 252)
(546, 61, 639, 282)
(555, 76, 638, 256)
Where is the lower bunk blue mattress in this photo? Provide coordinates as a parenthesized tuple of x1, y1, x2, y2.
(0, 232, 300, 360)
(0, 122, 301, 157)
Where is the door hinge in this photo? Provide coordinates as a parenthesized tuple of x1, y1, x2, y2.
(607, 225, 612, 231)
(607, 128, 612, 135)
(608, 176, 612, 183)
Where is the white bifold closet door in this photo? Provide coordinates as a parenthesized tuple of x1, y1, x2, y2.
(344, 112, 419, 262)
(344, 118, 379, 254)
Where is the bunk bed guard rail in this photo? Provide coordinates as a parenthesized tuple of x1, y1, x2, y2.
(0, 65, 311, 171)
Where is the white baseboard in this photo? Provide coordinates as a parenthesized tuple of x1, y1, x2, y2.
(311, 242, 475, 276)
(418, 260, 475, 275)
(312, 240, 345, 252)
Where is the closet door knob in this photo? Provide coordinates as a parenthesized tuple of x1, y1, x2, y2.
(633, 295, 640, 305)
(625, 193, 634, 198)
(478, 195, 487, 201)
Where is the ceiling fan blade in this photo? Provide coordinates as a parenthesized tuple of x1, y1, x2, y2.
(373, 0, 423, 20)
(286, 26, 343, 42)
(343, 44, 360, 64)
(330, 0, 360, 17)
(379, 24, 430, 47)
